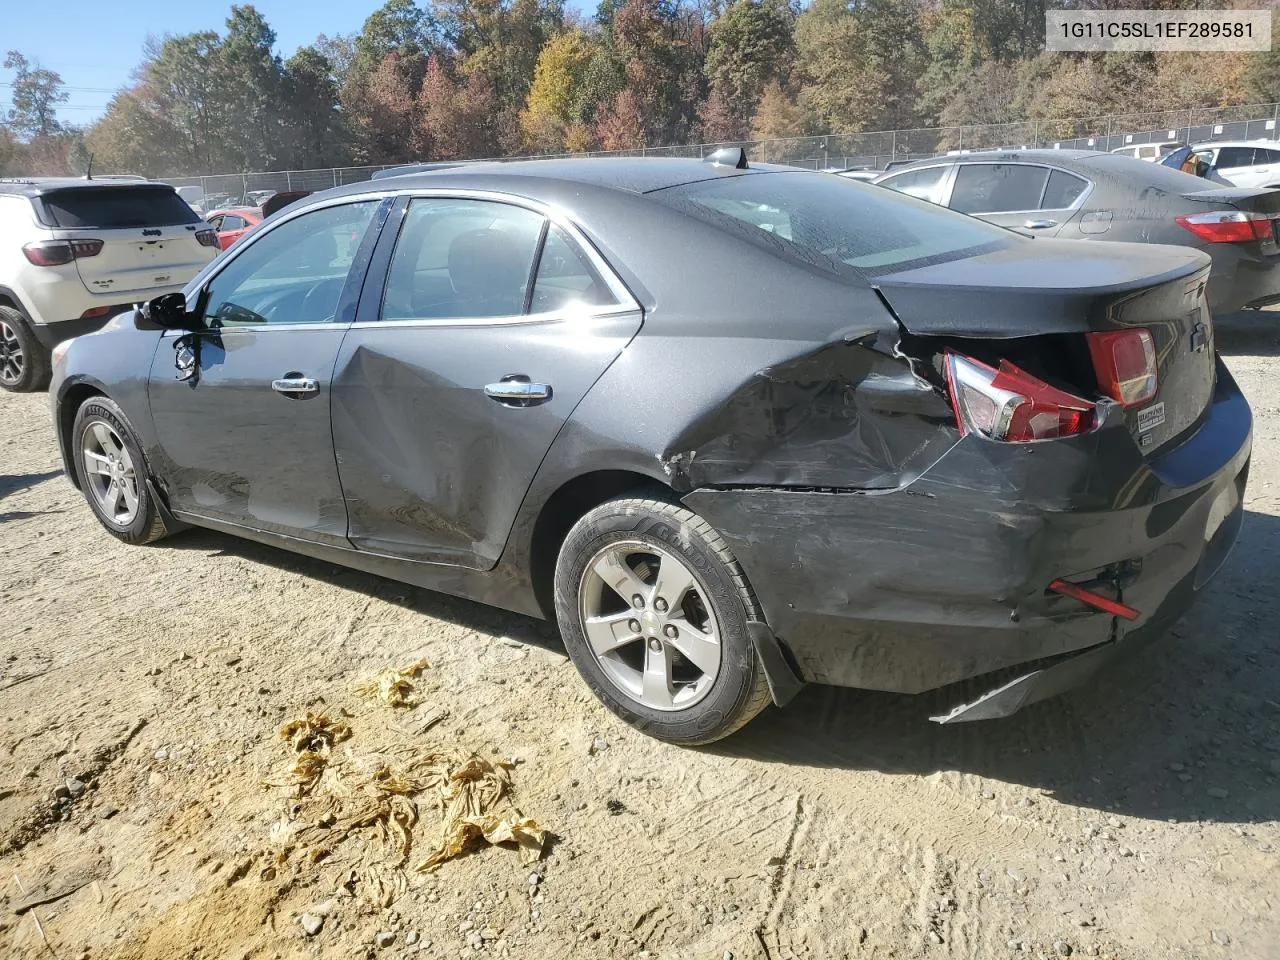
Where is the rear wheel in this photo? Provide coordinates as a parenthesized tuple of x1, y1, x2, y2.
(72, 396, 173, 545)
(553, 497, 770, 745)
(0, 306, 50, 393)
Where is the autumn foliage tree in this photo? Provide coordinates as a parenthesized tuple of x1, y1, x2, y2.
(2, 0, 1274, 179)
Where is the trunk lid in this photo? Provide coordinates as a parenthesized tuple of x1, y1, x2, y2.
(35, 186, 213, 297)
(875, 238, 1215, 453)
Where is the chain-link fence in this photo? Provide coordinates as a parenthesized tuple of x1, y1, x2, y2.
(166, 101, 1280, 201)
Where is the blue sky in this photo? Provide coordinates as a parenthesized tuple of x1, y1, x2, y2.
(4, 0, 559, 125)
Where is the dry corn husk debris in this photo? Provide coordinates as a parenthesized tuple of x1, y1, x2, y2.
(353, 657, 431, 708)
(268, 668, 547, 901)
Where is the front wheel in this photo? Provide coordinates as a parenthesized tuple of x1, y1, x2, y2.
(72, 396, 174, 545)
(553, 497, 770, 745)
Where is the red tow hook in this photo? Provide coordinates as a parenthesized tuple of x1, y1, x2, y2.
(1048, 579, 1141, 622)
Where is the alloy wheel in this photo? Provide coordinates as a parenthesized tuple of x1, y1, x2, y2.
(577, 539, 722, 711)
(0, 320, 23, 386)
(81, 421, 140, 526)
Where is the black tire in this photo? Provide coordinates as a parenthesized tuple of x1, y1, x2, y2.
(0, 305, 50, 393)
(553, 496, 771, 745)
(71, 395, 173, 545)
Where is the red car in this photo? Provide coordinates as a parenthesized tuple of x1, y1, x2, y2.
(204, 207, 262, 250)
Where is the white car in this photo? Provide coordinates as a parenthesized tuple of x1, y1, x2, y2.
(1109, 141, 1181, 162)
(0, 178, 219, 392)
(1191, 140, 1280, 189)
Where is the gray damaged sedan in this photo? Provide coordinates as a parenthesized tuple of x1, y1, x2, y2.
(874, 149, 1280, 314)
(50, 154, 1251, 744)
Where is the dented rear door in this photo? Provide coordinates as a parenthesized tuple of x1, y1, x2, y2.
(330, 196, 643, 570)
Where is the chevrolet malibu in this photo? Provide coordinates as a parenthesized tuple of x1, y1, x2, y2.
(49, 154, 1251, 744)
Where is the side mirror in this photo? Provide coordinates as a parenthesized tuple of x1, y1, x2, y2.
(139, 293, 198, 331)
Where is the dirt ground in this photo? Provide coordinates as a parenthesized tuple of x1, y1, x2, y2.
(2, 312, 1280, 960)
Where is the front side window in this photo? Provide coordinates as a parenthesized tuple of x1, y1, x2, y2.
(878, 165, 949, 203)
(950, 164, 1050, 214)
(201, 200, 379, 327)
(652, 171, 1016, 276)
(222, 215, 247, 231)
(381, 198, 546, 321)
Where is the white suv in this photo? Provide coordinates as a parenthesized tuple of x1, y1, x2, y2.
(1191, 141, 1280, 189)
(0, 178, 219, 392)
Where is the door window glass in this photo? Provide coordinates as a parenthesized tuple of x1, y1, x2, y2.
(1040, 170, 1088, 210)
(222, 215, 247, 231)
(1217, 146, 1256, 168)
(202, 200, 379, 327)
(950, 164, 1049, 214)
(878, 165, 948, 203)
(1257, 148, 1280, 164)
(382, 198, 546, 321)
(207, 216, 224, 231)
(530, 226, 619, 313)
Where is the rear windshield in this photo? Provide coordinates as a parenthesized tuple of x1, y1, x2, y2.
(1089, 153, 1213, 193)
(651, 171, 1017, 276)
(38, 187, 202, 229)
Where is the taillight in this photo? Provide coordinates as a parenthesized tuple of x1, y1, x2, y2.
(195, 229, 219, 247)
(1175, 210, 1275, 243)
(22, 239, 103, 266)
(1086, 329, 1158, 407)
(945, 352, 1096, 442)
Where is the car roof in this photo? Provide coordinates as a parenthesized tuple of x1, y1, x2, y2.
(344, 156, 797, 197)
(207, 206, 260, 219)
(0, 177, 176, 197)
(1193, 140, 1280, 149)
(881, 149, 1106, 173)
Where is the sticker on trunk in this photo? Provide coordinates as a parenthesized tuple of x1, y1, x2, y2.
(1136, 401, 1166, 434)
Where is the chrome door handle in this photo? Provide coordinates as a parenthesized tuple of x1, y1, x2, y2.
(1023, 218, 1059, 230)
(484, 376, 552, 406)
(271, 377, 319, 396)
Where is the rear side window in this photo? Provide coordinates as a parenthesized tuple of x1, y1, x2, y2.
(1258, 148, 1280, 164)
(652, 171, 1016, 276)
(530, 226, 618, 313)
(1041, 169, 1088, 209)
(38, 187, 203, 228)
(950, 164, 1049, 214)
(878, 165, 949, 203)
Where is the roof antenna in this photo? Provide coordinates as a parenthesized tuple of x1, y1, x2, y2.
(84, 153, 94, 180)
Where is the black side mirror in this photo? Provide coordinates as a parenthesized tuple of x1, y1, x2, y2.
(138, 293, 198, 331)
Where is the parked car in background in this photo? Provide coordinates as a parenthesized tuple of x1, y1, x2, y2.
(830, 167, 880, 181)
(247, 190, 276, 206)
(51, 156, 1248, 744)
(205, 206, 263, 250)
(1110, 141, 1181, 162)
(875, 149, 1280, 313)
(1188, 141, 1280, 189)
(0, 178, 218, 392)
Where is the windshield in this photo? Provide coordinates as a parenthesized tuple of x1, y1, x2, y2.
(650, 170, 1018, 277)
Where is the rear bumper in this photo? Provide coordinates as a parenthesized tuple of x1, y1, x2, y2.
(28, 310, 133, 349)
(1206, 244, 1280, 312)
(684, 357, 1251, 701)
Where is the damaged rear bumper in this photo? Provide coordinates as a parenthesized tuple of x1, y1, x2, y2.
(684, 358, 1251, 716)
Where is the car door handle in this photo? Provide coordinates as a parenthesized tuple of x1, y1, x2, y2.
(484, 376, 552, 406)
(271, 376, 319, 397)
(1023, 218, 1059, 230)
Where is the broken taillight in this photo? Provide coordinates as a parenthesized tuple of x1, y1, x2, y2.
(1085, 328, 1157, 407)
(945, 352, 1096, 442)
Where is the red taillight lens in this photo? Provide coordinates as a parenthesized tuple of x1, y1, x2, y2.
(80, 306, 114, 320)
(1086, 329, 1158, 407)
(196, 229, 218, 247)
(945, 352, 1096, 442)
(1175, 211, 1275, 243)
(22, 239, 103, 266)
